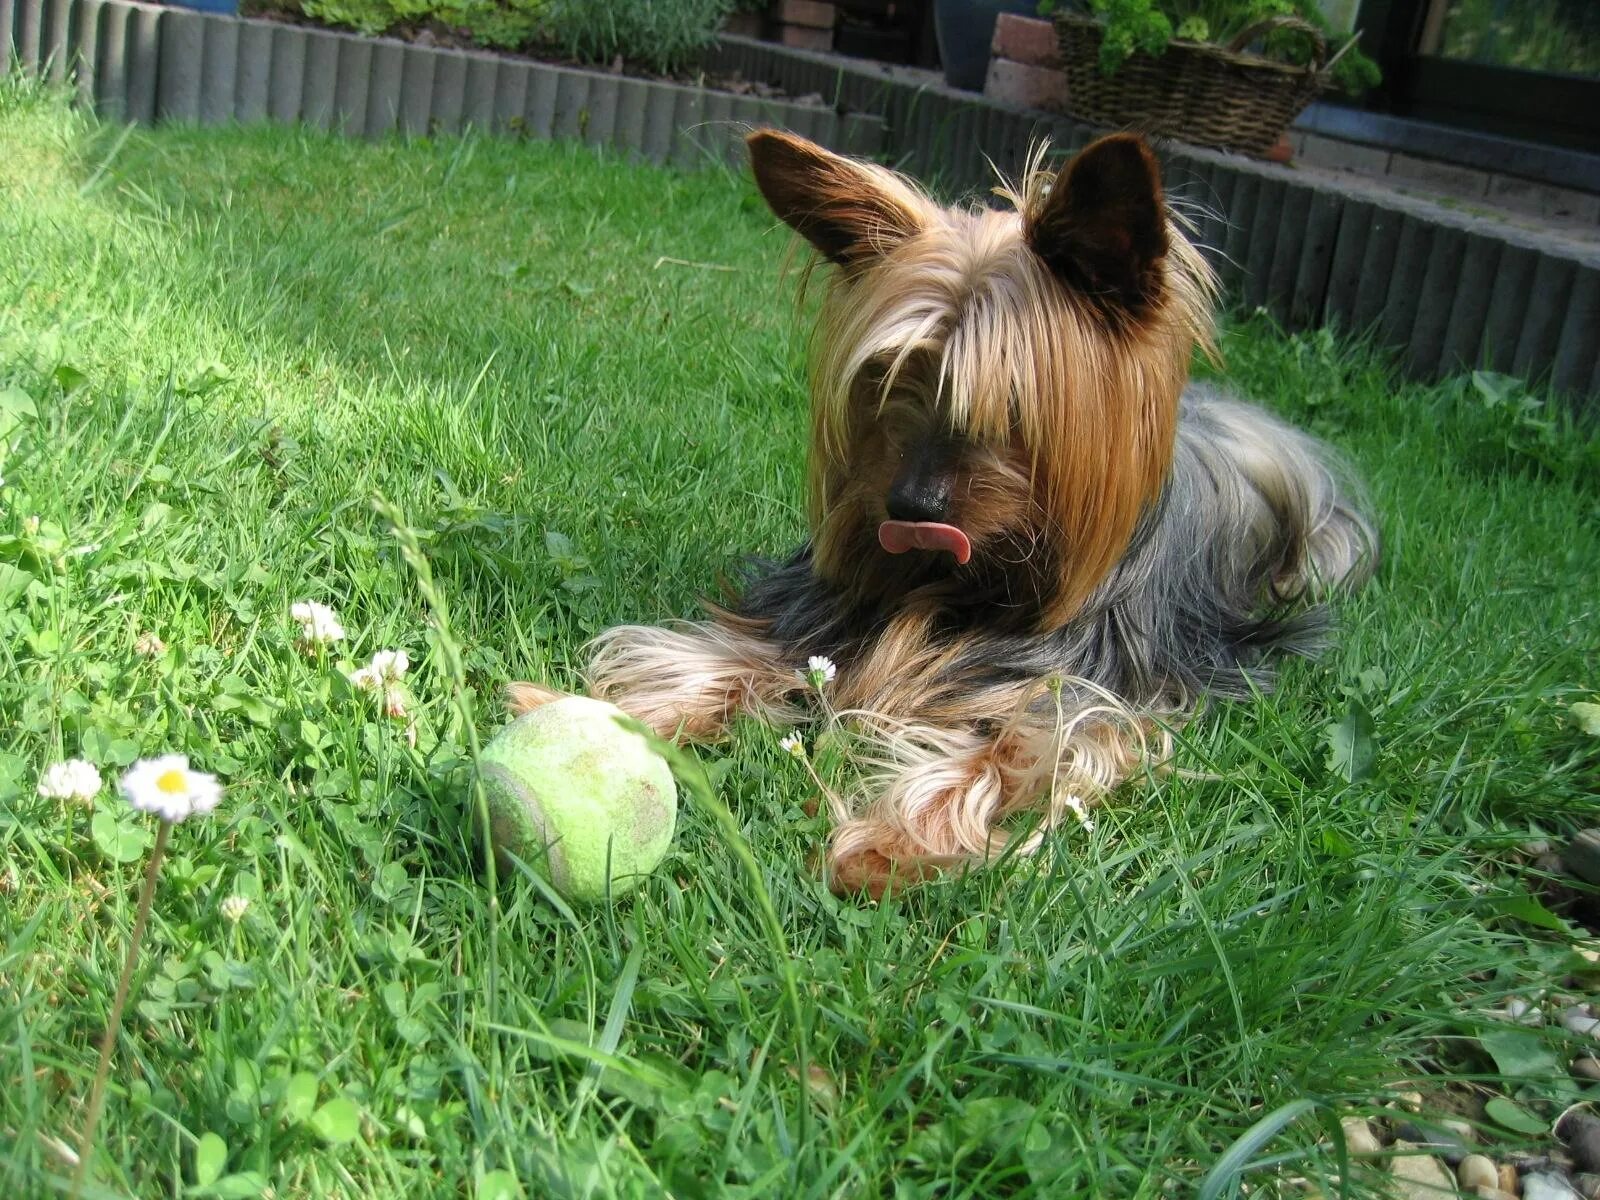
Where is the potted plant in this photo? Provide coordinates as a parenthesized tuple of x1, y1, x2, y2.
(1044, 0, 1379, 155)
(934, 0, 1040, 91)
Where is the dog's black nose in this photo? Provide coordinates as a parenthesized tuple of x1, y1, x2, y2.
(886, 471, 953, 524)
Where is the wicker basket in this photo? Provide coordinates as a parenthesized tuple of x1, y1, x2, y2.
(1053, 13, 1330, 156)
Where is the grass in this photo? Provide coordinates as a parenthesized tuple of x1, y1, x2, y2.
(1, 79, 1598, 1199)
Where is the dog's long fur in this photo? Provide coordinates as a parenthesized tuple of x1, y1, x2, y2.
(509, 130, 1377, 896)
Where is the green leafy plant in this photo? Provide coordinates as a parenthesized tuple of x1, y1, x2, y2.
(1059, 0, 1381, 94)
(279, 0, 737, 74)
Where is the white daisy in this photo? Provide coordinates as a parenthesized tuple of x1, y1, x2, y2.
(37, 759, 102, 805)
(799, 655, 837, 689)
(1063, 793, 1095, 833)
(119, 755, 223, 823)
(220, 895, 251, 923)
(778, 732, 806, 759)
(290, 600, 345, 647)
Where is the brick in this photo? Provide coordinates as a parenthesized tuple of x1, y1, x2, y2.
(991, 13, 1059, 69)
(983, 58, 1067, 112)
(778, 23, 832, 51)
(1388, 152, 1490, 200)
(722, 12, 762, 39)
(1298, 132, 1391, 176)
(776, 0, 834, 29)
(1485, 175, 1600, 223)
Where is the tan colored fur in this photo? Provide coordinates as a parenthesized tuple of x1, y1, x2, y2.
(805, 155, 1216, 626)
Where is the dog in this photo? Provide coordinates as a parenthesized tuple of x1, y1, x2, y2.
(510, 129, 1377, 897)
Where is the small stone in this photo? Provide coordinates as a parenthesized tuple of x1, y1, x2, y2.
(1503, 1164, 1522, 1193)
(1389, 1146, 1459, 1198)
(1476, 1189, 1519, 1200)
(1557, 1110, 1600, 1174)
(1396, 1091, 1425, 1113)
(1563, 829, 1600, 887)
(1509, 998, 1546, 1025)
(1562, 1007, 1600, 1040)
(1399, 1119, 1475, 1164)
(1459, 1154, 1500, 1190)
(1526, 1172, 1584, 1200)
(1575, 1057, 1600, 1082)
(1341, 1115, 1383, 1156)
(1575, 1173, 1600, 1200)
(1523, 839, 1553, 857)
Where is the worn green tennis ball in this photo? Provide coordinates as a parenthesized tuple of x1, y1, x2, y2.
(477, 696, 676, 903)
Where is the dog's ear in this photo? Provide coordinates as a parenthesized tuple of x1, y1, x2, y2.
(747, 129, 930, 268)
(1025, 134, 1169, 314)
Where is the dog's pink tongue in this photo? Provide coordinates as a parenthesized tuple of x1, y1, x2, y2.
(878, 521, 972, 565)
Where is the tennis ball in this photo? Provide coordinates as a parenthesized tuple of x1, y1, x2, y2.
(477, 696, 676, 903)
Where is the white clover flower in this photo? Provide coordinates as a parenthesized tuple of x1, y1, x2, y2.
(348, 649, 409, 690)
(290, 600, 345, 647)
(133, 631, 166, 657)
(778, 732, 806, 759)
(220, 895, 251, 923)
(37, 759, 102, 805)
(120, 755, 223, 823)
(24, 515, 40, 536)
(798, 655, 837, 689)
(348, 651, 411, 719)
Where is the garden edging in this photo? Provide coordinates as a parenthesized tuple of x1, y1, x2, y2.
(1, 0, 885, 168)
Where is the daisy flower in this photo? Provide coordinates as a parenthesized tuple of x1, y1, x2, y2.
(37, 759, 102, 806)
(290, 600, 345, 647)
(1063, 793, 1095, 833)
(778, 732, 806, 759)
(798, 655, 837, 689)
(220, 895, 251, 923)
(120, 755, 223, 823)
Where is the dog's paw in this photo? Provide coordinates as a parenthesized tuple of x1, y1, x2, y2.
(826, 844, 939, 900)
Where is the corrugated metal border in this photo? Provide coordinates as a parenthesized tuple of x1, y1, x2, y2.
(5, 0, 886, 171)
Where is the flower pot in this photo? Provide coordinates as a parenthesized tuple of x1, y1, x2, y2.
(934, 0, 1037, 91)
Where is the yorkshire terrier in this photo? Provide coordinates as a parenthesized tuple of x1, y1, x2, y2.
(511, 129, 1377, 897)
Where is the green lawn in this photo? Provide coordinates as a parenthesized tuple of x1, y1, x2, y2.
(1, 80, 1597, 1198)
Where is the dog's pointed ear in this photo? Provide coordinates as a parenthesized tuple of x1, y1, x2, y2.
(747, 129, 930, 268)
(1025, 134, 1169, 314)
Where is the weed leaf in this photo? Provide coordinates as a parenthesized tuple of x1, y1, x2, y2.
(1478, 1027, 1560, 1078)
(1324, 698, 1377, 783)
(309, 1096, 361, 1144)
(1484, 1095, 1546, 1135)
(192, 1132, 227, 1187)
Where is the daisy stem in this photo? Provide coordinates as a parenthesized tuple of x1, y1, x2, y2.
(72, 819, 171, 1198)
